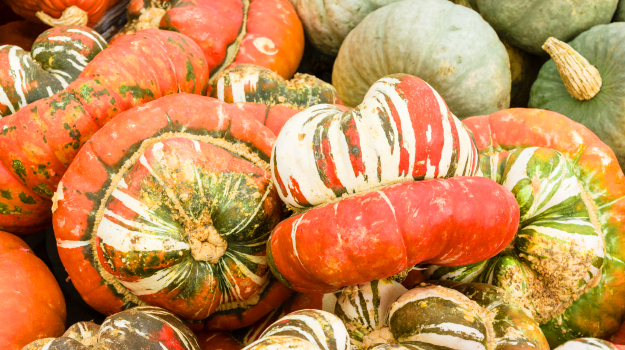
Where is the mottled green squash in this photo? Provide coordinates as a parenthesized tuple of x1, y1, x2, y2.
(332, 0, 510, 119)
(474, 0, 618, 55)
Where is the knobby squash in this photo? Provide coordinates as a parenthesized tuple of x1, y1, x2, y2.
(0, 28, 208, 235)
(529, 24, 625, 169)
(332, 0, 511, 118)
(52, 94, 282, 322)
(0, 26, 107, 117)
(427, 109, 625, 346)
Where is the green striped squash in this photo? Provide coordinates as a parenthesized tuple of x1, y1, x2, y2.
(428, 147, 604, 338)
(243, 309, 351, 350)
(0, 26, 106, 117)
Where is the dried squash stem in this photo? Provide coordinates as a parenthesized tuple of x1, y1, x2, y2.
(36, 6, 89, 27)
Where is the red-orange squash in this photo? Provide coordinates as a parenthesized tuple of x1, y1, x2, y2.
(4, 0, 123, 27)
(120, 0, 304, 82)
(52, 94, 282, 322)
(0, 28, 208, 235)
(0, 230, 66, 350)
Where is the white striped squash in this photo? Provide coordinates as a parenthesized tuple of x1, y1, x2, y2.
(271, 74, 479, 209)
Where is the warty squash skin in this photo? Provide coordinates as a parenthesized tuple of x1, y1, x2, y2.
(0, 230, 66, 350)
(121, 0, 304, 82)
(52, 94, 282, 323)
(0, 26, 107, 117)
(22, 306, 201, 350)
(0, 28, 208, 235)
(529, 23, 625, 170)
(475, 0, 618, 55)
(332, 0, 511, 119)
(428, 109, 625, 347)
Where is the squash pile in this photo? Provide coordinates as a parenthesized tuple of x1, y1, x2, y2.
(4, 0, 625, 349)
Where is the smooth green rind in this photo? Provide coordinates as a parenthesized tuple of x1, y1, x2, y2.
(475, 0, 618, 55)
(529, 23, 625, 169)
(332, 0, 510, 118)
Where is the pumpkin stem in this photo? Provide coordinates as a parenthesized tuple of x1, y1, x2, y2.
(362, 327, 396, 349)
(36, 6, 89, 27)
(187, 223, 228, 264)
(542, 37, 602, 101)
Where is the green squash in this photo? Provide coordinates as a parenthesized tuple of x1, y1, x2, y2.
(474, 0, 618, 55)
(332, 0, 511, 119)
(288, 0, 402, 56)
(529, 23, 625, 169)
(616, 0, 625, 21)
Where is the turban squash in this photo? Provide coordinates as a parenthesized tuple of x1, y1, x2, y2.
(0, 230, 66, 350)
(210, 64, 343, 136)
(0, 26, 107, 117)
(268, 74, 519, 293)
(120, 0, 305, 82)
(333, 279, 549, 350)
(553, 339, 625, 350)
(4, 0, 124, 27)
(52, 94, 284, 324)
(332, 0, 511, 118)
(0, 28, 208, 235)
(427, 109, 625, 346)
(22, 306, 200, 350)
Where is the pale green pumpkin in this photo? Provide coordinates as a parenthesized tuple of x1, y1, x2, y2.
(332, 0, 511, 119)
(474, 0, 618, 55)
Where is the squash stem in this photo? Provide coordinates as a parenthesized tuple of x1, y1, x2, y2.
(542, 37, 602, 101)
(36, 6, 89, 27)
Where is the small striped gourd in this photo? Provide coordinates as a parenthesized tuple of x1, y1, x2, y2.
(332, 280, 549, 350)
(427, 109, 625, 346)
(22, 306, 200, 350)
(0, 26, 106, 117)
(271, 74, 479, 209)
(52, 94, 282, 321)
(242, 309, 350, 350)
(211, 64, 343, 136)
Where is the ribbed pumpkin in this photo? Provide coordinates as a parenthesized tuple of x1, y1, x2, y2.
(4, 0, 123, 27)
(52, 94, 282, 323)
(22, 306, 200, 350)
(553, 339, 625, 350)
(210, 64, 343, 135)
(120, 0, 304, 83)
(427, 109, 625, 346)
(0, 26, 106, 117)
(0, 28, 208, 235)
(0, 230, 66, 350)
(332, 0, 511, 118)
(242, 309, 350, 350)
(529, 24, 625, 169)
(333, 280, 549, 350)
(474, 0, 618, 55)
(287, 0, 401, 55)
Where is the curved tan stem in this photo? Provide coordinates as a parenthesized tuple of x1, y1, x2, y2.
(542, 37, 602, 101)
(36, 6, 89, 27)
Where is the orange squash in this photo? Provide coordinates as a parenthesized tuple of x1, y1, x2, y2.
(4, 0, 123, 27)
(0, 230, 66, 350)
